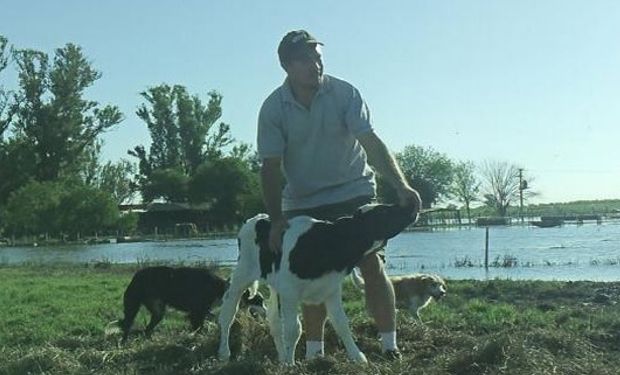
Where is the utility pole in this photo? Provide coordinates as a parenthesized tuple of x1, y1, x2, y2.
(518, 168, 524, 223)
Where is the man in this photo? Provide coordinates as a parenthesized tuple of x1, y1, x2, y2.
(257, 29, 421, 360)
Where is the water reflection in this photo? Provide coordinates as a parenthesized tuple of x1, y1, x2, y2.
(2, 221, 620, 281)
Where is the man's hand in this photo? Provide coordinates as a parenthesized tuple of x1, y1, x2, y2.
(396, 185, 422, 217)
(269, 216, 289, 253)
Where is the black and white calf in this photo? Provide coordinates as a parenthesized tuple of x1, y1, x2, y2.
(217, 203, 418, 364)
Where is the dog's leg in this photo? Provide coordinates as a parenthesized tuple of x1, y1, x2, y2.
(279, 296, 302, 365)
(120, 292, 142, 343)
(217, 278, 254, 361)
(189, 311, 206, 333)
(144, 299, 165, 338)
(266, 286, 285, 362)
(324, 289, 368, 363)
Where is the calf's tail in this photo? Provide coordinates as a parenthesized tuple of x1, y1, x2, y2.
(350, 267, 366, 291)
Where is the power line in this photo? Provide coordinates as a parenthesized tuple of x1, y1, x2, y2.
(526, 168, 619, 174)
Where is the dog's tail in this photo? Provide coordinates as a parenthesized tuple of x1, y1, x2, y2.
(350, 267, 366, 291)
(104, 319, 123, 337)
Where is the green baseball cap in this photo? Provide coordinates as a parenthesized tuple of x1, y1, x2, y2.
(278, 30, 323, 65)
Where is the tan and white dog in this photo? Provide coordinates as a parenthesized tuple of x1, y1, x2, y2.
(352, 270, 447, 319)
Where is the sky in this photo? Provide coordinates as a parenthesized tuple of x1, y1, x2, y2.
(2, 0, 619, 204)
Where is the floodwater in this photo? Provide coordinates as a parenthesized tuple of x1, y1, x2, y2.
(2, 220, 620, 281)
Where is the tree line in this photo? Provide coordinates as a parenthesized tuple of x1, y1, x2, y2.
(0, 35, 534, 240)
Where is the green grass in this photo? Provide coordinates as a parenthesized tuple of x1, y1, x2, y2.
(1, 264, 620, 374)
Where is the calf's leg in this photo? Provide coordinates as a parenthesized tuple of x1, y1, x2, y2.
(217, 277, 254, 360)
(279, 296, 302, 364)
(324, 289, 367, 363)
(266, 286, 286, 362)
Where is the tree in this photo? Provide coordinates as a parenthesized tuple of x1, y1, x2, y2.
(0, 35, 12, 138)
(0, 36, 26, 205)
(97, 159, 136, 205)
(78, 139, 136, 204)
(2, 180, 121, 238)
(131, 85, 234, 201)
(142, 168, 189, 203)
(2, 181, 64, 237)
(229, 142, 261, 173)
(57, 184, 119, 238)
(0, 138, 37, 205)
(6, 44, 123, 182)
(480, 161, 536, 217)
(379, 145, 454, 208)
(188, 157, 256, 226)
(450, 161, 480, 222)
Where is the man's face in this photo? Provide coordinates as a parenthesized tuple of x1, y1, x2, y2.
(285, 44, 323, 89)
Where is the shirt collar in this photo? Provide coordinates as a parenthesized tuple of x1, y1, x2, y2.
(281, 74, 332, 104)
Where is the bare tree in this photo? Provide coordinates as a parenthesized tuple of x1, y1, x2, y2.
(480, 161, 522, 217)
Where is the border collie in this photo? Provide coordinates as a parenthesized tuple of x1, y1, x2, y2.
(116, 266, 264, 342)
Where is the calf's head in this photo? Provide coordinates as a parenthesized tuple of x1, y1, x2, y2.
(354, 203, 418, 241)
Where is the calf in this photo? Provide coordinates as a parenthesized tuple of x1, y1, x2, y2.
(218, 203, 418, 364)
(118, 266, 264, 342)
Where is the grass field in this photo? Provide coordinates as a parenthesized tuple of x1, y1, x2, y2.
(1, 263, 620, 374)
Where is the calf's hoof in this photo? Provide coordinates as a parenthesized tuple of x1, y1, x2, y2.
(350, 351, 368, 364)
(217, 348, 231, 361)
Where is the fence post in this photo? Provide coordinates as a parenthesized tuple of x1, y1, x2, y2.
(485, 226, 490, 269)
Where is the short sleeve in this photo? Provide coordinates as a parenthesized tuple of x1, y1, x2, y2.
(345, 87, 373, 137)
(257, 99, 285, 159)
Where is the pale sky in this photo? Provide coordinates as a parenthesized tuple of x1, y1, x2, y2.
(2, 1, 619, 204)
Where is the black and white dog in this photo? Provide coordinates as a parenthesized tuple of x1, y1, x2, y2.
(218, 203, 418, 364)
(117, 266, 265, 342)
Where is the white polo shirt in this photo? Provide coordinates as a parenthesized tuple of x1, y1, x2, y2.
(257, 74, 376, 211)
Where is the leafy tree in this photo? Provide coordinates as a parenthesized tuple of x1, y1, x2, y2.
(142, 168, 189, 203)
(230, 142, 261, 173)
(130, 84, 263, 226)
(1, 39, 123, 206)
(0, 138, 37, 205)
(98, 159, 136, 205)
(450, 161, 480, 222)
(77, 138, 136, 204)
(0, 35, 12, 138)
(57, 184, 119, 238)
(116, 211, 139, 236)
(130, 85, 233, 198)
(0, 36, 24, 205)
(188, 157, 255, 226)
(379, 145, 454, 208)
(2, 44, 122, 185)
(7, 44, 123, 182)
(3, 180, 121, 238)
(3, 181, 64, 236)
(135, 85, 181, 171)
(79, 139, 103, 186)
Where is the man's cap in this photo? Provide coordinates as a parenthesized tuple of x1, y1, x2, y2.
(278, 30, 323, 65)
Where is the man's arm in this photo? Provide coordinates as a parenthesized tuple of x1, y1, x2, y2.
(260, 157, 288, 252)
(357, 131, 422, 209)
